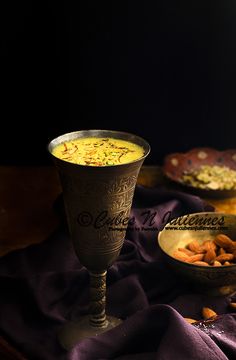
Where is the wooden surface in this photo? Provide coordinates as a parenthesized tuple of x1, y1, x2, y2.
(1, 165, 236, 359)
(0, 166, 61, 257)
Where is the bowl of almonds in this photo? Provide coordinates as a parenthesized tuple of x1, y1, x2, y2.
(158, 212, 236, 295)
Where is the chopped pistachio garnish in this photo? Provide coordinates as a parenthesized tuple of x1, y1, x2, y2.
(182, 165, 236, 190)
(52, 137, 144, 166)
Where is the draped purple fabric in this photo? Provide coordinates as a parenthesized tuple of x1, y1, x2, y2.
(0, 186, 235, 360)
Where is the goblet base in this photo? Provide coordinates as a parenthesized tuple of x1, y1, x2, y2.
(58, 315, 122, 350)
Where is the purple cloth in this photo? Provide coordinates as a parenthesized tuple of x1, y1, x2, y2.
(0, 186, 236, 360)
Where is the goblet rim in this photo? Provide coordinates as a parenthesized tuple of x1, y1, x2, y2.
(47, 129, 151, 168)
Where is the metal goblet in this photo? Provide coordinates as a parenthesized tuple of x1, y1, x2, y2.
(48, 130, 150, 350)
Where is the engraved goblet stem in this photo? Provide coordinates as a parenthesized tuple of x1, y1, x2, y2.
(89, 271, 107, 328)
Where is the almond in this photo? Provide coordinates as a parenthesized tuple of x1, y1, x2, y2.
(178, 248, 195, 256)
(213, 260, 222, 266)
(173, 235, 236, 266)
(214, 234, 234, 250)
(187, 240, 203, 254)
(229, 302, 236, 310)
(204, 248, 216, 264)
(202, 307, 217, 320)
(184, 318, 197, 324)
(202, 240, 217, 252)
(229, 242, 236, 252)
(215, 253, 234, 263)
(219, 247, 226, 255)
(188, 254, 204, 263)
(173, 250, 190, 262)
(193, 261, 210, 266)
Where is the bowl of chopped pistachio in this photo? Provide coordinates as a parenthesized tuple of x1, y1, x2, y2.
(163, 148, 236, 198)
(158, 212, 236, 295)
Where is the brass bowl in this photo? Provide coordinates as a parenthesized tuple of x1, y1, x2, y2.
(158, 212, 236, 295)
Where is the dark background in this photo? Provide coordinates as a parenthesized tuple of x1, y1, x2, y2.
(1, 1, 236, 165)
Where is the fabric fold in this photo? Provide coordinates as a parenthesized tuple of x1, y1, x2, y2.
(2, 186, 235, 360)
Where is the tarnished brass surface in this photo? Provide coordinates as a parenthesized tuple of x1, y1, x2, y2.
(49, 130, 150, 271)
(49, 130, 150, 348)
(89, 271, 107, 327)
(158, 212, 236, 295)
(58, 315, 122, 350)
